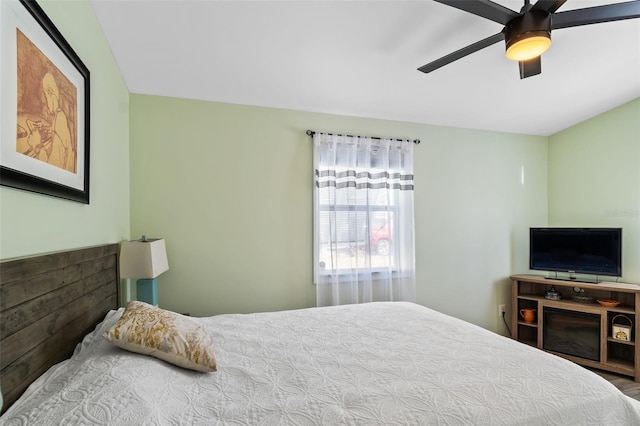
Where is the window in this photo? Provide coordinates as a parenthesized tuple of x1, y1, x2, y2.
(312, 133, 416, 306)
(316, 183, 397, 273)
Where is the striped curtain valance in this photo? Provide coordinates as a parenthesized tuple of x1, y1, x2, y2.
(315, 175, 414, 191)
(315, 169, 414, 191)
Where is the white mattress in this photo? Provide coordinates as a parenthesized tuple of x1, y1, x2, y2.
(3, 302, 640, 425)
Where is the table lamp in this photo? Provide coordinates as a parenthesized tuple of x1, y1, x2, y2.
(120, 236, 169, 306)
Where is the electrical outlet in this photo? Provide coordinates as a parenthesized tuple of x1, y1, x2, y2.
(498, 304, 506, 317)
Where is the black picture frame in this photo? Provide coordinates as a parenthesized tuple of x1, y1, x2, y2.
(0, 0, 90, 204)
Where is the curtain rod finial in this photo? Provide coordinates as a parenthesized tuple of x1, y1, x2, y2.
(306, 130, 314, 136)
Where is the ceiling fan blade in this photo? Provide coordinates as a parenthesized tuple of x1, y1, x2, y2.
(418, 32, 505, 74)
(531, 0, 567, 14)
(519, 57, 542, 79)
(552, 1, 640, 30)
(434, 0, 518, 25)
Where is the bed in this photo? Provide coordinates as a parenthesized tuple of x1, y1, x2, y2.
(2, 245, 640, 425)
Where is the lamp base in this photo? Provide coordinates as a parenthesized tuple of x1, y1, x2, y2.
(137, 278, 159, 306)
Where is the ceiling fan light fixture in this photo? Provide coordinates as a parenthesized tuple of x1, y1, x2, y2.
(419, 0, 640, 79)
(505, 33, 551, 61)
(504, 10, 552, 61)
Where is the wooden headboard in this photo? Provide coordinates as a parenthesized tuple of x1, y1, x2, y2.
(0, 243, 120, 413)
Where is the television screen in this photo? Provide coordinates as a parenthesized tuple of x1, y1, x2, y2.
(530, 228, 622, 277)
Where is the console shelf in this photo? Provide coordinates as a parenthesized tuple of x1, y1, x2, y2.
(511, 274, 640, 381)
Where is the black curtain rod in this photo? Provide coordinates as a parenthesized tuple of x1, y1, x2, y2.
(306, 130, 420, 145)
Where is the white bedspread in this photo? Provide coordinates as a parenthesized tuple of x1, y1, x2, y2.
(3, 302, 640, 425)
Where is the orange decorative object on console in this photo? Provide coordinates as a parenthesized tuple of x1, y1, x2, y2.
(519, 308, 537, 324)
(597, 299, 620, 308)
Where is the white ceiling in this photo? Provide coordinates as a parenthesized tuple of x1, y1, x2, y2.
(90, 0, 640, 136)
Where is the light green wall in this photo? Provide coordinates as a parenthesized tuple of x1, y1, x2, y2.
(0, 0, 129, 261)
(549, 98, 640, 283)
(418, 126, 547, 329)
(130, 94, 548, 332)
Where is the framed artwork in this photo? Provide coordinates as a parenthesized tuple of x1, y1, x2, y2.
(0, 0, 90, 203)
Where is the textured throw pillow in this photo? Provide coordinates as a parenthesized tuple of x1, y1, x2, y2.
(103, 301, 217, 372)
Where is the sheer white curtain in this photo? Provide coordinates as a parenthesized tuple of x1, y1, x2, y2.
(313, 133, 416, 306)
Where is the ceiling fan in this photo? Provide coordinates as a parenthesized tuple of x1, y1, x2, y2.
(418, 0, 640, 79)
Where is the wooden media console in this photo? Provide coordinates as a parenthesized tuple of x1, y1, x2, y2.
(511, 274, 640, 381)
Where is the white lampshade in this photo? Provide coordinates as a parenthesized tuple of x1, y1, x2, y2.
(120, 238, 169, 279)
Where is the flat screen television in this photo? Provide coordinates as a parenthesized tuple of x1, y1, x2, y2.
(530, 228, 622, 278)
